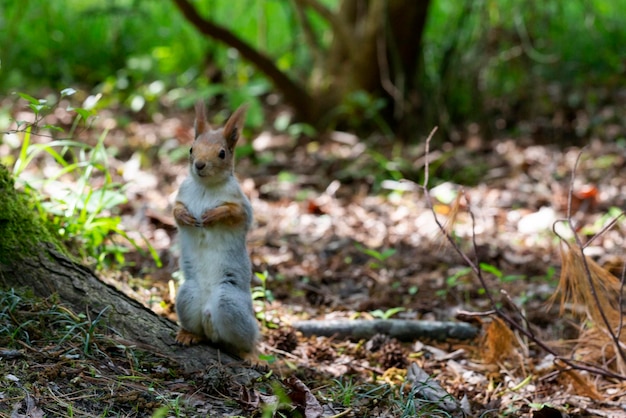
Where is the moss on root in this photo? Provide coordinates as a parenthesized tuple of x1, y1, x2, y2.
(0, 164, 65, 264)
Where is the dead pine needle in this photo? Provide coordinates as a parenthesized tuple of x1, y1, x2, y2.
(551, 242, 626, 374)
(552, 243, 623, 330)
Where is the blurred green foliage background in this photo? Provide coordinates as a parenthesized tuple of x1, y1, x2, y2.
(1, 0, 625, 141)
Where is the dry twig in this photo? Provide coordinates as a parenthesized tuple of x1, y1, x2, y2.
(421, 131, 626, 381)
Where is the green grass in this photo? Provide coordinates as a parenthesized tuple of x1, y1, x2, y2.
(0, 287, 181, 417)
(0, 288, 100, 351)
(4, 89, 160, 270)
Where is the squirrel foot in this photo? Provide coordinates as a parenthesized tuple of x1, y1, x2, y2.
(175, 328, 204, 346)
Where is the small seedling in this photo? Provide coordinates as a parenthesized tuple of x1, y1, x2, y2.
(370, 307, 406, 320)
(437, 266, 472, 298)
(252, 270, 277, 329)
(52, 306, 109, 355)
(479, 262, 525, 283)
(355, 243, 397, 269)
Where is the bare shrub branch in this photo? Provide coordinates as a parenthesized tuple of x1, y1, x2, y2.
(421, 134, 626, 380)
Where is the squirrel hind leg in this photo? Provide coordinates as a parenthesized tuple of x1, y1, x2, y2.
(212, 293, 259, 355)
(175, 328, 205, 346)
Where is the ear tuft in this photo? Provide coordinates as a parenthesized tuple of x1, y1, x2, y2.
(223, 104, 248, 151)
(195, 101, 209, 136)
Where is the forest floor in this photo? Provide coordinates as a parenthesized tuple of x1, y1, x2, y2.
(1, 98, 626, 417)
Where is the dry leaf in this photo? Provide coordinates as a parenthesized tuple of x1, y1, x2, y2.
(482, 316, 516, 365)
(285, 376, 323, 418)
(559, 369, 603, 401)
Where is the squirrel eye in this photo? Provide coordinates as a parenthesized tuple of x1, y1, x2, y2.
(218, 149, 226, 159)
(189, 147, 193, 155)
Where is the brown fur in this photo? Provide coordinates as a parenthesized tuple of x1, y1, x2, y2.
(200, 202, 246, 227)
(173, 201, 197, 227)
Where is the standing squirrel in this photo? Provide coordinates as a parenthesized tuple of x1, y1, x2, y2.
(173, 101, 259, 357)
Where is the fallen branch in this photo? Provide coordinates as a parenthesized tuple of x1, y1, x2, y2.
(292, 319, 478, 342)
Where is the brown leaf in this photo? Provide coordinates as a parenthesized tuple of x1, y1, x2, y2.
(559, 368, 603, 401)
(284, 376, 323, 418)
(482, 316, 516, 365)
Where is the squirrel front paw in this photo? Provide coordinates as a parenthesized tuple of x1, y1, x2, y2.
(173, 202, 198, 227)
(201, 203, 245, 227)
(200, 207, 222, 226)
(175, 328, 204, 346)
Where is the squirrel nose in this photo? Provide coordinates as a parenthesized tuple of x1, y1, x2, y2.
(195, 161, 206, 171)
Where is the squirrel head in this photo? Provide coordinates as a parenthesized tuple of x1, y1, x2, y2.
(189, 101, 247, 185)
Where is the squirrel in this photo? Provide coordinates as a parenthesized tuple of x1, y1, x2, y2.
(173, 101, 259, 357)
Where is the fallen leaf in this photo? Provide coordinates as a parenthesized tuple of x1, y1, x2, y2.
(285, 376, 324, 418)
(406, 363, 459, 413)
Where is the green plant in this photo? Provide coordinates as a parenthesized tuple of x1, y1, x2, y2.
(330, 90, 392, 135)
(325, 378, 412, 414)
(370, 307, 406, 320)
(7, 89, 161, 269)
(479, 262, 525, 283)
(355, 243, 397, 269)
(252, 270, 277, 329)
(532, 265, 557, 285)
(436, 267, 472, 298)
(50, 306, 109, 355)
(394, 382, 455, 418)
(273, 112, 316, 139)
(152, 395, 185, 418)
(0, 289, 36, 346)
(581, 206, 625, 236)
(327, 377, 358, 407)
(263, 381, 295, 418)
(438, 264, 525, 302)
(0, 288, 107, 355)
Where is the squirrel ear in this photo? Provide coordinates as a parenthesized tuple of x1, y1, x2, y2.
(194, 101, 209, 137)
(223, 104, 248, 151)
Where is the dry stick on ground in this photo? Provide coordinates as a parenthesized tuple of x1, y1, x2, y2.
(421, 129, 626, 380)
(293, 319, 479, 342)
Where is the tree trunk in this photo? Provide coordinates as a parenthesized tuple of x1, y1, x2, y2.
(171, 0, 431, 134)
(0, 165, 247, 374)
(324, 0, 431, 126)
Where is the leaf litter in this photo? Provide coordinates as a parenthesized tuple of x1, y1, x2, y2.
(1, 96, 626, 416)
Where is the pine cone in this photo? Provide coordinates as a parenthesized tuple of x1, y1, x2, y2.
(305, 341, 335, 362)
(267, 327, 299, 353)
(379, 339, 407, 369)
